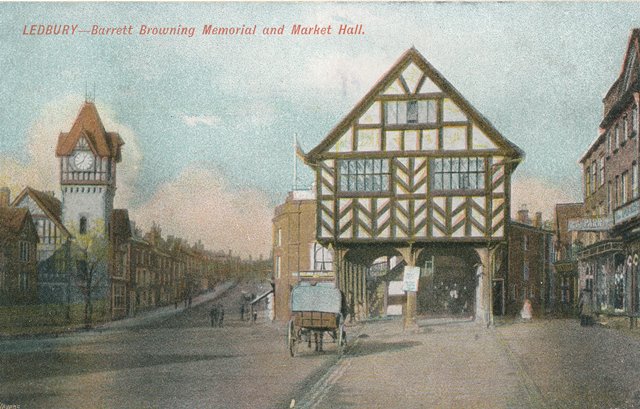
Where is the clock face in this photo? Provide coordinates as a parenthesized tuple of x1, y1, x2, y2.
(73, 151, 94, 171)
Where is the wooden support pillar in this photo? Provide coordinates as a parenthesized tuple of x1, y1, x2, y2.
(398, 245, 417, 331)
(362, 263, 368, 319)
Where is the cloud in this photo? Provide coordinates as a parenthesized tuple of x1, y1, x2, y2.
(182, 114, 220, 128)
(0, 95, 271, 258)
(0, 94, 143, 208)
(130, 165, 272, 259)
(511, 175, 581, 222)
(294, 52, 387, 98)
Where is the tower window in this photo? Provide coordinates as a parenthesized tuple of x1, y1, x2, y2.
(80, 217, 87, 234)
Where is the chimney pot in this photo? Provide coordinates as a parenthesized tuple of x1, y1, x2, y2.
(0, 187, 10, 207)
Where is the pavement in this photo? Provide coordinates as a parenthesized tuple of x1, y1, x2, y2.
(97, 281, 236, 330)
(295, 317, 544, 409)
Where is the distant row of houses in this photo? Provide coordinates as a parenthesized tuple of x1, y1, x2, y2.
(272, 33, 640, 325)
(0, 102, 252, 321)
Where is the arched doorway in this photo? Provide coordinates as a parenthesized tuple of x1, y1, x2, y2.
(341, 245, 402, 320)
(415, 245, 480, 318)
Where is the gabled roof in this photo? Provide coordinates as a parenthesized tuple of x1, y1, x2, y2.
(601, 29, 640, 127)
(305, 47, 524, 163)
(55, 102, 124, 162)
(11, 187, 71, 238)
(0, 207, 29, 235)
(582, 29, 640, 163)
(0, 207, 37, 242)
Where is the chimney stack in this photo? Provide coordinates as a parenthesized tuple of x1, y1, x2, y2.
(517, 204, 530, 224)
(0, 187, 10, 207)
(534, 212, 542, 228)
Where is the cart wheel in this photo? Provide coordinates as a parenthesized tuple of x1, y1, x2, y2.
(287, 320, 297, 357)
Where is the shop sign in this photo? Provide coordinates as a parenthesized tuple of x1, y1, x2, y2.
(615, 200, 640, 225)
(568, 216, 613, 231)
(402, 266, 421, 292)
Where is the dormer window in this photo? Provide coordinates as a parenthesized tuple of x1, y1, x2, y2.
(385, 100, 436, 125)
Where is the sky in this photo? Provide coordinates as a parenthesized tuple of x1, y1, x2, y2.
(0, 2, 638, 258)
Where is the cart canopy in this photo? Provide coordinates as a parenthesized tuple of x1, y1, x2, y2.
(290, 283, 342, 314)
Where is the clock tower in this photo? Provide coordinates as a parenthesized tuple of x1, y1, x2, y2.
(55, 102, 124, 236)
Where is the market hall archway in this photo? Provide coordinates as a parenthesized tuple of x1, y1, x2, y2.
(414, 244, 481, 319)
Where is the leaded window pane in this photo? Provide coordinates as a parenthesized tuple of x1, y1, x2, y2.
(373, 159, 381, 173)
(469, 158, 477, 171)
(433, 158, 442, 172)
(451, 158, 459, 172)
(407, 101, 418, 123)
(340, 177, 349, 191)
(460, 158, 468, 172)
(444, 172, 452, 189)
(339, 159, 390, 193)
(433, 174, 442, 190)
(431, 156, 486, 191)
(381, 175, 389, 190)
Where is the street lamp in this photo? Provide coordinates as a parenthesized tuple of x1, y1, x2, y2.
(487, 156, 524, 327)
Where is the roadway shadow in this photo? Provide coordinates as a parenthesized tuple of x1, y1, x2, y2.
(346, 339, 422, 357)
(0, 351, 240, 382)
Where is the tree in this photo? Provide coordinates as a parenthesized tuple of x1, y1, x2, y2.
(68, 220, 109, 328)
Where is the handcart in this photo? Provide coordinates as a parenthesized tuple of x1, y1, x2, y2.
(287, 283, 346, 357)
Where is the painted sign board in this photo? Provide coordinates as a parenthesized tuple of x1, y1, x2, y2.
(568, 216, 613, 231)
(615, 200, 640, 225)
(402, 266, 421, 292)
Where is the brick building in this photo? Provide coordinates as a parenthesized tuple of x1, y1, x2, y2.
(553, 203, 586, 314)
(575, 29, 640, 319)
(272, 189, 333, 320)
(505, 208, 554, 317)
(0, 205, 39, 305)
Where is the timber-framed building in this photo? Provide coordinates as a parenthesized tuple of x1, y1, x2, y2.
(303, 48, 524, 324)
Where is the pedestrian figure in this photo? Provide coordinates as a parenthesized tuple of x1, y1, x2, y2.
(188, 295, 192, 307)
(210, 306, 219, 327)
(240, 303, 245, 321)
(218, 304, 225, 327)
(579, 289, 594, 326)
(252, 309, 258, 323)
(520, 299, 533, 321)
